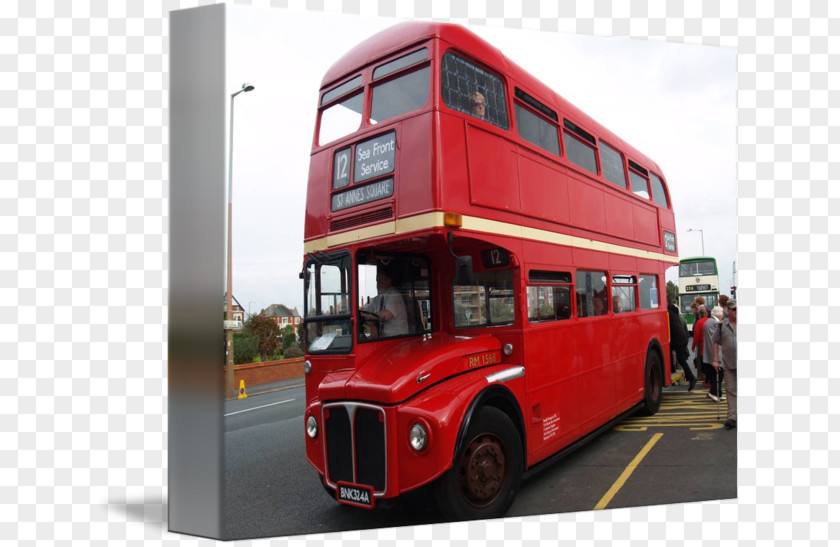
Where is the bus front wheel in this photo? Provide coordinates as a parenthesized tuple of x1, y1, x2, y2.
(641, 350, 663, 415)
(434, 406, 523, 521)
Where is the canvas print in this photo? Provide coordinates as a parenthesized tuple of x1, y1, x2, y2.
(172, 4, 736, 540)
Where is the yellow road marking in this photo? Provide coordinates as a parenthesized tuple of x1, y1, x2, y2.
(613, 390, 726, 432)
(594, 433, 663, 510)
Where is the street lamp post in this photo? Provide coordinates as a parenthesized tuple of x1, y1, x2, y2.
(687, 228, 705, 256)
(225, 82, 255, 400)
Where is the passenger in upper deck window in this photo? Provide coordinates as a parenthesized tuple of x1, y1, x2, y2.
(469, 91, 486, 118)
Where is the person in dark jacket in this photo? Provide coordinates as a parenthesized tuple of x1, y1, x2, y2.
(668, 302, 697, 390)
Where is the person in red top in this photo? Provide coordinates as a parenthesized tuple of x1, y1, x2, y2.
(691, 306, 709, 392)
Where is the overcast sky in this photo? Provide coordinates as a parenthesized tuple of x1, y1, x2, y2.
(225, 6, 736, 316)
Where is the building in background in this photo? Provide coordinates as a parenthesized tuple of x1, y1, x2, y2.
(262, 304, 302, 330)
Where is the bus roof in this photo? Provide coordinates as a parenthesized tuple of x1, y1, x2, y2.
(679, 257, 717, 263)
(321, 21, 664, 177)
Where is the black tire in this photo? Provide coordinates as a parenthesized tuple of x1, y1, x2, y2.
(434, 406, 523, 521)
(641, 350, 663, 415)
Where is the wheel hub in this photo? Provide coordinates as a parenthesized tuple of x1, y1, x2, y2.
(459, 434, 506, 507)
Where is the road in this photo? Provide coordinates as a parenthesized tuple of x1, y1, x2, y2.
(223, 378, 736, 540)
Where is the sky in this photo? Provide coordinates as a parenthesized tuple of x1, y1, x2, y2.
(225, 6, 736, 316)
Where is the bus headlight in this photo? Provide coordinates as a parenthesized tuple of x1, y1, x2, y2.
(409, 422, 428, 452)
(304, 360, 312, 375)
(306, 415, 318, 439)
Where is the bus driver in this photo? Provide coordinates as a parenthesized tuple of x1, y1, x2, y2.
(362, 265, 409, 338)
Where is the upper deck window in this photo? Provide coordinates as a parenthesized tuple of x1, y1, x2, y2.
(514, 91, 560, 156)
(441, 52, 509, 130)
(319, 91, 363, 146)
(321, 75, 362, 106)
(679, 260, 717, 276)
(628, 159, 650, 200)
(370, 65, 430, 124)
(650, 173, 669, 208)
(563, 120, 598, 175)
(373, 48, 428, 80)
(598, 140, 626, 189)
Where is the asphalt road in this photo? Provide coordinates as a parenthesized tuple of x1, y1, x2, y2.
(223, 379, 736, 540)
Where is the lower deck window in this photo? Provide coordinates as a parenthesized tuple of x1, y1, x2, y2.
(611, 275, 638, 313)
(527, 285, 572, 322)
(638, 275, 659, 310)
(575, 270, 608, 318)
(611, 286, 636, 313)
(454, 270, 515, 328)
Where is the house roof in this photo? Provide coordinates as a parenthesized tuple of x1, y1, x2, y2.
(263, 304, 301, 318)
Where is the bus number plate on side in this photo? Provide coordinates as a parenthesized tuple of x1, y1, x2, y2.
(336, 482, 375, 509)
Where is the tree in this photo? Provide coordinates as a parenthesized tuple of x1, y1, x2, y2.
(281, 324, 297, 350)
(233, 331, 258, 364)
(297, 322, 305, 347)
(245, 314, 281, 362)
(666, 281, 678, 305)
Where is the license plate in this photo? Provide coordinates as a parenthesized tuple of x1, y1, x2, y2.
(335, 482, 375, 509)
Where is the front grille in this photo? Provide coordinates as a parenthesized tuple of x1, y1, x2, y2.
(324, 406, 353, 484)
(323, 403, 387, 494)
(330, 206, 393, 232)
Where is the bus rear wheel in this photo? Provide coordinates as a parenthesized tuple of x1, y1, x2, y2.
(434, 406, 523, 521)
(641, 350, 663, 415)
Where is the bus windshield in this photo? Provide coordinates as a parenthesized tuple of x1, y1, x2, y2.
(357, 253, 431, 342)
(304, 252, 353, 353)
(679, 293, 719, 314)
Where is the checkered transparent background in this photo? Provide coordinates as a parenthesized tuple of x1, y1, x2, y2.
(1, 0, 836, 543)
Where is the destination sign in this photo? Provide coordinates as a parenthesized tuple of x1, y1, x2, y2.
(331, 178, 394, 212)
(685, 284, 712, 292)
(663, 230, 676, 252)
(354, 131, 396, 183)
(333, 147, 351, 189)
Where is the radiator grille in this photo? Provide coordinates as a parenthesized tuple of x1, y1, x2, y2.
(323, 403, 386, 494)
(330, 207, 393, 232)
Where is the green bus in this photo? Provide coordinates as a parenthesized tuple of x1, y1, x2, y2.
(678, 257, 719, 334)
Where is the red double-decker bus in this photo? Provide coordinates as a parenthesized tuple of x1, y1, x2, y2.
(301, 22, 679, 520)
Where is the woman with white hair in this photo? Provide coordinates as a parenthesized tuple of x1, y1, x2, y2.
(703, 306, 725, 401)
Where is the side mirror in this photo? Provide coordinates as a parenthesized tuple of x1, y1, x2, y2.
(447, 231, 474, 285)
(454, 255, 473, 286)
